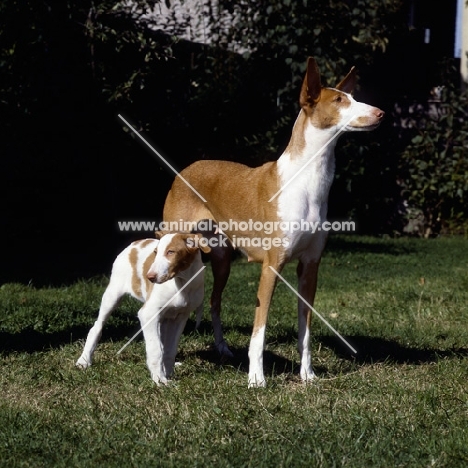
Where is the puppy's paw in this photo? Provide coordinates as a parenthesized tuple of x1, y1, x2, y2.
(76, 356, 91, 369)
(152, 374, 170, 386)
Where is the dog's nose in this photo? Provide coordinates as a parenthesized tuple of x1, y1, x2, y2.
(375, 109, 385, 119)
(147, 272, 157, 283)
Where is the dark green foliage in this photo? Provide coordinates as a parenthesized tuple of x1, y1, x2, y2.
(398, 62, 468, 236)
(1, 0, 466, 242)
(184, 0, 406, 158)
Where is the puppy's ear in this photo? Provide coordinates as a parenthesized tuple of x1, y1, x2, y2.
(181, 233, 200, 252)
(192, 233, 211, 254)
(155, 230, 165, 239)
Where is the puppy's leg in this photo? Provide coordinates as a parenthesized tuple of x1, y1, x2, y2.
(161, 313, 190, 380)
(76, 282, 123, 369)
(138, 305, 166, 385)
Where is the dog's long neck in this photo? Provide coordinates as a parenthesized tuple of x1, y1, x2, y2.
(277, 109, 338, 208)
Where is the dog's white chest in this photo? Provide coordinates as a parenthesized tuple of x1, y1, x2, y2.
(279, 205, 322, 258)
(276, 152, 333, 258)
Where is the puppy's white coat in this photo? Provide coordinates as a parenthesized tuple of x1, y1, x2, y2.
(76, 232, 209, 384)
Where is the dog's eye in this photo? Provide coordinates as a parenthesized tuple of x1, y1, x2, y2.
(166, 250, 175, 256)
(334, 96, 342, 103)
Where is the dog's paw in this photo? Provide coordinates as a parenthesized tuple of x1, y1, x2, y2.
(75, 356, 91, 369)
(300, 367, 316, 383)
(248, 373, 266, 388)
(248, 379, 266, 389)
(216, 340, 234, 359)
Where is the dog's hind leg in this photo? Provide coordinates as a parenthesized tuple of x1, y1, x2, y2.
(209, 243, 234, 358)
(194, 302, 204, 330)
(76, 283, 124, 369)
(191, 220, 233, 357)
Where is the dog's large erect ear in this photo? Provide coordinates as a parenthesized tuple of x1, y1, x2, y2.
(336, 66, 357, 94)
(300, 57, 322, 107)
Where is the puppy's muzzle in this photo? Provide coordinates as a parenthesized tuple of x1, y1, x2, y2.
(147, 272, 172, 284)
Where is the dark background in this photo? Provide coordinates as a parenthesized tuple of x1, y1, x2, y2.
(1, 0, 461, 286)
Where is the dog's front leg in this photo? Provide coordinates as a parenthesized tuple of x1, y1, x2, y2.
(248, 262, 281, 388)
(296, 258, 320, 382)
(138, 306, 166, 385)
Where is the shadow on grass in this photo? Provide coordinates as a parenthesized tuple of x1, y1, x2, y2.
(3, 320, 467, 381)
(186, 320, 468, 379)
(1, 317, 207, 355)
(318, 335, 468, 365)
(0, 323, 142, 354)
(192, 346, 299, 377)
(325, 235, 416, 256)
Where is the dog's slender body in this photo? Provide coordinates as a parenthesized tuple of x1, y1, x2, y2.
(76, 232, 210, 384)
(163, 57, 384, 387)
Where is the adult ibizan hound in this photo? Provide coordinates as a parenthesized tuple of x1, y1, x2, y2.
(76, 232, 210, 384)
(163, 57, 384, 387)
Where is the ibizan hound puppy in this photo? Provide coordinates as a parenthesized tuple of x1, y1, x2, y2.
(76, 232, 210, 384)
(163, 57, 384, 387)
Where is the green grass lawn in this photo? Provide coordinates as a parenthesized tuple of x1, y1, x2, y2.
(1, 236, 467, 467)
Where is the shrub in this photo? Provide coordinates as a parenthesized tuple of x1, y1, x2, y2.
(397, 63, 468, 236)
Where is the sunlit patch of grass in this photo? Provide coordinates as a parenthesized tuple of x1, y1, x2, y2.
(1, 236, 467, 466)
